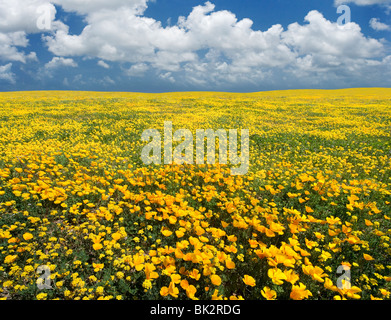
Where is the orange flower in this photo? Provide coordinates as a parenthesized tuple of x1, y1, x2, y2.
(290, 283, 312, 300)
(91, 234, 103, 251)
(168, 282, 179, 298)
(221, 221, 229, 228)
(170, 274, 181, 284)
(160, 282, 179, 298)
(226, 259, 235, 269)
(22, 233, 33, 241)
(160, 286, 169, 297)
(363, 254, 374, 261)
(186, 285, 197, 300)
(145, 263, 159, 280)
(268, 268, 286, 285)
(305, 206, 314, 213)
(261, 287, 277, 300)
(111, 232, 121, 241)
(243, 275, 256, 287)
(180, 279, 189, 290)
(210, 274, 222, 286)
(161, 227, 173, 237)
(284, 269, 299, 284)
(133, 254, 145, 271)
(188, 269, 201, 281)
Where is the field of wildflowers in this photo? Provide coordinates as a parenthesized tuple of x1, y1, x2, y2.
(0, 88, 390, 300)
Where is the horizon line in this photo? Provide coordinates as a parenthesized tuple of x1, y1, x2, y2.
(0, 87, 390, 95)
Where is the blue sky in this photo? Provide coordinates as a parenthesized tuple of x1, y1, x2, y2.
(0, 0, 390, 92)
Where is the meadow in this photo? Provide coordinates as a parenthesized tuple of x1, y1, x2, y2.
(0, 88, 390, 300)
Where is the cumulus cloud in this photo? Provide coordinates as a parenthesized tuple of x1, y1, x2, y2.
(0, 0, 58, 65)
(0, 31, 38, 63)
(181, 6, 388, 87)
(159, 72, 175, 83)
(0, 32, 28, 63)
(0, 63, 16, 84)
(43, 1, 388, 88)
(335, 0, 391, 5)
(43, 5, 196, 71)
(101, 76, 115, 85)
(284, 11, 384, 59)
(97, 60, 110, 69)
(0, 0, 56, 34)
(282, 9, 385, 80)
(44, 1, 298, 77)
(185, 7, 388, 88)
(125, 63, 149, 77)
(40, 57, 78, 79)
(45, 57, 78, 69)
(334, 0, 391, 17)
(51, 0, 148, 15)
(370, 17, 391, 30)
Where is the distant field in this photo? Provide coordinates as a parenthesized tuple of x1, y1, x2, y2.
(0, 88, 390, 300)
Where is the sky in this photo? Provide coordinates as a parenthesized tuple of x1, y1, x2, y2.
(0, 0, 391, 92)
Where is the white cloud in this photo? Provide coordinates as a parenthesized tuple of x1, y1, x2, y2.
(0, 32, 28, 63)
(283, 11, 384, 60)
(41, 1, 390, 88)
(186, 8, 388, 88)
(0, 0, 59, 65)
(0, 63, 16, 84)
(44, 1, 297, 74)
(159, 71, 175, 83)
(181, 7, 387, 87)
(41, 57, 78, 79)
(101, 76, 115, 85)
(0, 31, 38, 63)
(125, 63, 149, 77)
(45, 57, 78, 69)
(370, 17, 391, 30)
(43, 5, 196, 71)
(97, 60, 110, 69)
(51, 0, 148, 15)
(335, 0, 391, 5)
(0, 0, 56, 34)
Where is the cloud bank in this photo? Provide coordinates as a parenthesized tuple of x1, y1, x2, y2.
(0, 0, 390, 90)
